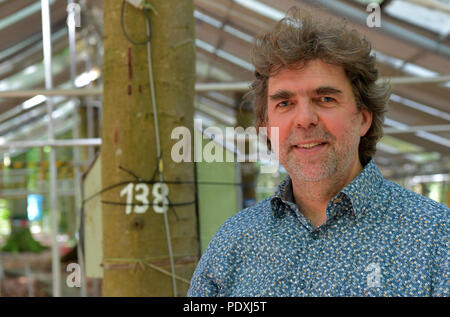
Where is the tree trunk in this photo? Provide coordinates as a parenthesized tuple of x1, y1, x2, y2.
(101, 0, 198, 296)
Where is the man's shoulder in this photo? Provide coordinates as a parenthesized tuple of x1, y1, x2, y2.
(218, 197, 274, 234)
(379, 178, 448, 226)
(207, 197, 274, 248)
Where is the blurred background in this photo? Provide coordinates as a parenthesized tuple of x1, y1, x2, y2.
(0, 0, 448, 297)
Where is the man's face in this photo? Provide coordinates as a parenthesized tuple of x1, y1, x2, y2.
(265, 59, 372, 183)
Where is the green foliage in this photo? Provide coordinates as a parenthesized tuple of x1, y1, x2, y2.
(0, 199, 9, 220)
(1, 226, 46, 253)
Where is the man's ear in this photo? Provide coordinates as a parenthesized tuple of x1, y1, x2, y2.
(360, 109, 373, 137)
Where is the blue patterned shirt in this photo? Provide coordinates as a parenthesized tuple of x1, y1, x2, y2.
(188, 159, 449, 297)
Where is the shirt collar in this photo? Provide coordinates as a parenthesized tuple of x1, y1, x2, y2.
(340, 158, 384, 219)
(273, 176, 293, 203)
(272, 158, 384, 219)
(270, 176, 294, 219)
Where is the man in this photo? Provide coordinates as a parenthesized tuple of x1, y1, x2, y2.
(188, 8, 448, 297)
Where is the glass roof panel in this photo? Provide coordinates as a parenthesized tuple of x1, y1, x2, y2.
(0, 0, 55, 32)
(0, 49, 68, 92)
(196, 39, 254, 71)
(350, 0, 384, 4)
(385, 0, 450, 36)
(385, 118, 450, 148)
(194, 10, 254, 43)
(405, 152, 441, 164)
(373, 49, 450, 88)
(233, 0, 284, 21)
(390, 94, 450, 121)
(379, 135, 424, 153)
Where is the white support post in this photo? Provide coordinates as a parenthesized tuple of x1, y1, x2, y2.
(41, 0, 61, 297)
(67, 0, 87, 297)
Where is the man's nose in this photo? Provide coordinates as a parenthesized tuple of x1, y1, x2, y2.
(294, 101, 319, 129)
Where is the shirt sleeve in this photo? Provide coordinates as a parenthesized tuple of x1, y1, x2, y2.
(430, 219, 449, 297)
(187, 208, 248, 297)
(187, 252, 220, 297)
(187, 223, 232, 297)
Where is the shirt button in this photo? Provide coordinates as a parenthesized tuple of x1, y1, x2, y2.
(310, 231, 320, 240)
(271, 197, 285, 218)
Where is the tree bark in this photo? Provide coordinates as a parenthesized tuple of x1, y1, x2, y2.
(101, 0, 198, 296)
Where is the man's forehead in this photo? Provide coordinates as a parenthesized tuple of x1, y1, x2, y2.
(269, 86, 343, 100)
(267, 62, 350, 94)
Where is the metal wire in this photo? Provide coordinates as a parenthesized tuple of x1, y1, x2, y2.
(144, 9, 178, 297)
(121, 0, 151, 46)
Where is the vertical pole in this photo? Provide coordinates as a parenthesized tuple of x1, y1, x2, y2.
(0, 254, 4, 296)
(41, 0, 61, 297)
(67, 0, 87, 297)
(84, 38, 95, 161)
(25, 260, 34, 297)
(96, 38, 103, 140)
(235, 93, 257, 208)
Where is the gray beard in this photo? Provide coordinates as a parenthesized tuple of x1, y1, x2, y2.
(286, 148, 339, 182)
(280, 129, 360, 184)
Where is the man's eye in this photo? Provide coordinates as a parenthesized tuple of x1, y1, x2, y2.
(277, 100, 290, 107)
(319, 96, 336, 103)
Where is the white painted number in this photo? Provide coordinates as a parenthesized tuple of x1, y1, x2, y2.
(120, 182, 169, 214)
(120, 183, 134, 215)
(134, 183, 150, 214)
(152, 182, 169, 214)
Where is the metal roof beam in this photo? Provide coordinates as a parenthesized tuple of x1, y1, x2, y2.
(304, 0, 450, 59)
(384, 124, 450, 134)
(1, 74, 449, 98)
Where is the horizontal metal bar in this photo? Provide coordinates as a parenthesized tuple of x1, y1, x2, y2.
(0, 75, 448, 98)
(0, 88, 102, 98)
(0, 189, 75, 197)
(307, 0, 450, 59)
(408, 0, 450, 16)
(195, 81, 251, 92)
(1, 126, 448, 150)
(387, 75, 450, 85)
(384, 124, 450, 134)
(0, 138, 101, 149)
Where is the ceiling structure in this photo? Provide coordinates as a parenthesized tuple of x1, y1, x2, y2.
(0, 0, 449, 180)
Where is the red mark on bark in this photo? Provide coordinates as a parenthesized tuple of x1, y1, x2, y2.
(127, 85, 132, 95)
(139, 85, 142, 93)
(114, 125, 119, 145)
(127, 47, 133, 81)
